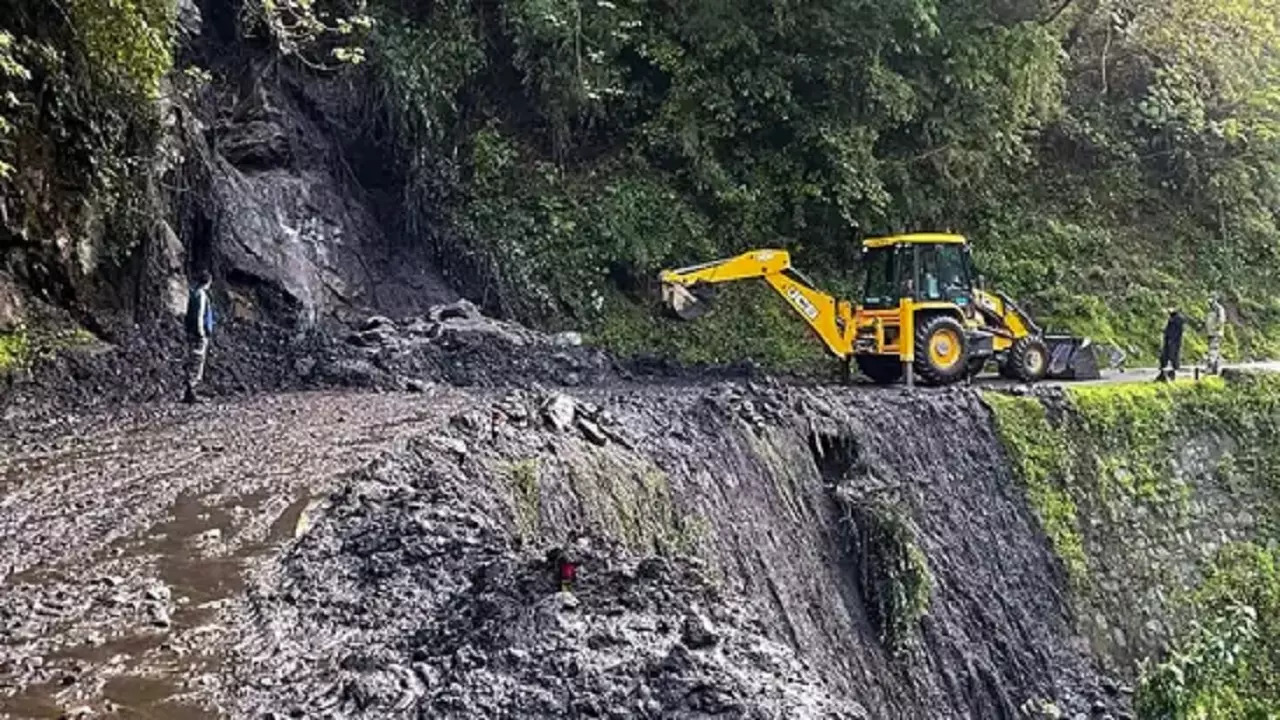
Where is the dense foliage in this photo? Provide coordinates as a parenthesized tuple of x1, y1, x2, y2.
(1138, 543, 1280, 719)
(365, 0, 1280, 368)
(0, 0, 175, 308)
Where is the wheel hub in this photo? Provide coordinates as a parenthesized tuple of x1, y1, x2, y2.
(929, 330, 962, 368)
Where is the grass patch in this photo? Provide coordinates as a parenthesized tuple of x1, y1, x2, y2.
(839, 495, 934, 656)
(503, 458, 542, 541)
(0, 329, 30, 373)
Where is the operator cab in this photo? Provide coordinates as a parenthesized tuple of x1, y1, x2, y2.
(858, 234, 977, 310)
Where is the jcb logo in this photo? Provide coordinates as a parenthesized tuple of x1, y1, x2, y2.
(785, 286, 819, 319)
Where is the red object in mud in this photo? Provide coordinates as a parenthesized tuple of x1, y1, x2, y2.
(559, 561, 577, 586)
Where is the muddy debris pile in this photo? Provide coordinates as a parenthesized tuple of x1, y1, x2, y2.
(0, 300, 618, 420)
(319, 299, 613, 392)
(224, 433, 862, 719)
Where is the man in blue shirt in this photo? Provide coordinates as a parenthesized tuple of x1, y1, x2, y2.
(183, 270, 214, 404)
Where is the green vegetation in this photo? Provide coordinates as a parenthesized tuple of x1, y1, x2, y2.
(0, 325, 95, 375)
(841, 496, 934, 655)
(365, 0, 1280, 368)
(1137, 543, 1280, 719)
(69, 0, 175, 100)
(0, 329, 30, 373)
(1, 0, 178, 290)
(564, 458, 706, 557)
(504, 457, 542, 540)
(240, 0, 375, 69)
(988, 375, 1280, 718)
(985, 392, 1087, 583)
(988, 375, 1280, 585)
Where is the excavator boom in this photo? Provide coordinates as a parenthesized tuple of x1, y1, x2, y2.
(659, 249, 856, 359)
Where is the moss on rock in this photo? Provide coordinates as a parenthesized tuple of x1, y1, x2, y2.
(987, 373, 1280, 701)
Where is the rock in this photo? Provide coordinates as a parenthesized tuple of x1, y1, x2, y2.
(176, 0, 202, 37)
(197, 528, 222, 543)
(155, 222, 189, 317)
(428, 436, 469, 458)
(429, 299, 482, 322)
(577, 418, 609, 446)
(542, 394, 578, 431)
(362, 316, 396, 332)
(496, 395, 530, 425)
(0, 275, 22, 332)
(220, 118, 291, 169)
(450, 412, 487, 434)
(59, 706, 95, 719)
(293, 356, 317, 378)
(359, 327, 398, 347)
(318, 359, 380, 387)
(405, 378, 431, 393)
(552, 331, 584, 348)
(149, 605, 173, 628)
(681, 612, 719, 649)
(145, 583, 172, 603)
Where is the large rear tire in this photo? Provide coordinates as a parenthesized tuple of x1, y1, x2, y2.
(1007, 336, 1049, 382)
(856, 355, 904, 385)
(913, 315, 969, 386)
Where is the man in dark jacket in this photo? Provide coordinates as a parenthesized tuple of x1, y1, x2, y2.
(183, 270, 214, 404)
(1158, 308, 1186, 381)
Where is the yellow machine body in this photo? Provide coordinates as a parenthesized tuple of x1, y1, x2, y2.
(658, 234, 1099, 385)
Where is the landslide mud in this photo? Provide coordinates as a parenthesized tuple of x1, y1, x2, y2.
(0, 391, 471, 718)
(210, 383, 1128, 719)
(3, 351, 1133, 719)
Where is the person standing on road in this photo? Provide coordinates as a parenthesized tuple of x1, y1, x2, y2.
(183, 270, 214, 404)
(1157, 308, 1186, 382)
(1205, 294, 1226, 375)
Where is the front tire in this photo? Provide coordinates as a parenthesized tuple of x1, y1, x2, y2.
(856, 355, 904, 385)
(1007, 336, 1049, 382)
(914, 315, 969, 386)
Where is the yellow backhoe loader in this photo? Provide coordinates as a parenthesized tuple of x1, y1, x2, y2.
(658, 233, 1099, 386)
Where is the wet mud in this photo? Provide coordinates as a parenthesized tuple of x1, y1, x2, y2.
(0, 391, 469, 718)
(1, 299, 1141, 718)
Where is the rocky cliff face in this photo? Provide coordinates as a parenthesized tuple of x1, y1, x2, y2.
(1, 0, 455, 343)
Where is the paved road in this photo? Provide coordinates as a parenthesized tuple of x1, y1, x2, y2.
(977, 361, 1280, 388)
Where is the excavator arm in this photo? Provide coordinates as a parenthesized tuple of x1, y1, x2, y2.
(658, 249, 856, 359)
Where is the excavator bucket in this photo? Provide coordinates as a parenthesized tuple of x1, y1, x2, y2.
(1043, 335, 1102, 381)
(661, 283, 714, 321)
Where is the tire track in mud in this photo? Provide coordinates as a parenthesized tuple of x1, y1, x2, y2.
(0, 391, 472, 719)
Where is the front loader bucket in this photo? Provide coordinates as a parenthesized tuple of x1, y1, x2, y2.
(1044, 334, 1101, 381)
(661, 283, 714, 321)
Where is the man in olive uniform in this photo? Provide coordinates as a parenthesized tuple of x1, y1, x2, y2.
(1205, 294, 1226, 375)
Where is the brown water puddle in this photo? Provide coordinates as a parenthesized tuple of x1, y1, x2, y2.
(1, 488, 323, 719)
